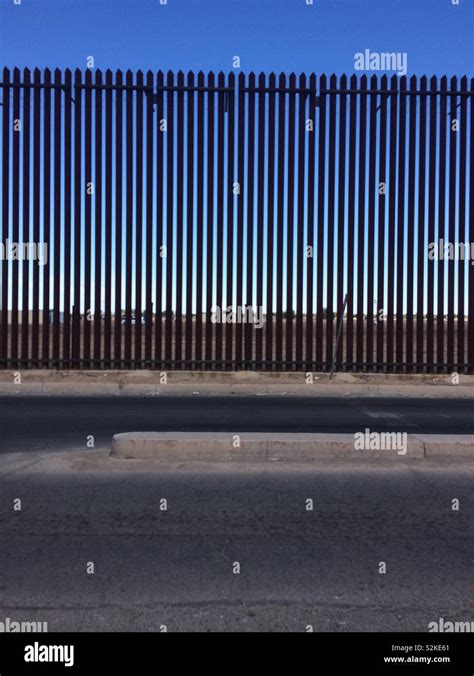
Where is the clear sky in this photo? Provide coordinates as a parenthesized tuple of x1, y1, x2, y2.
(1, 0, 473, 77)
(0, 0, 473, 318)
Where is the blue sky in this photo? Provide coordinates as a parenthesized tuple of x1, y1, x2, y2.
(1, 0, 473, 76)
(0, 0, 473, 319)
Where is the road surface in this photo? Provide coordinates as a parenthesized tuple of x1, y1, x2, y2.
(1, 395, 474, 453)
(0, 451, 472, 631)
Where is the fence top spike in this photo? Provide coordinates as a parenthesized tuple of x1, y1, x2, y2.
(460, 74, 468, 84)
(126, 68, 134, 76)
(166, 69, 174, 76)
(197, 69, 205, 77)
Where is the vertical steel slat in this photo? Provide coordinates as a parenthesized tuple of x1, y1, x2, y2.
(225, 72, 235, 370)
(215, 72, 225, 368)
(185, 71, 195, 368)
(63, 69, 72, 366)
(265, 73, 276, 369)
(316, 75, 327, 370)
(275, 73, 286, 368)
(165, 71, 175, 368)
(406, 76, 417, 371)
(346, 75, 357, 371)
(104, 69, 113, 365)
(305, 73, 317, 370)
(285, 73, 296, 371)
(52, 68, 62, 365)
(356, 75, 367, 371)
(376, 76, 388, 372)
(94, 69, 103, 366)
(325, 74, 337, 371)
(154, 70, 164, 368)
(195, 71, 205, 367)
(468, 78, 474, 372)
(175, 71, 184, 367)
(11, 67, 20, 364)
(124, 70, 133, 364)
(72, 69, 82, 365)
(395, 76, 407, 372)
(416, 76, 427, 371)
(255, 72, 266, 368)
(114, 70, 123, 366)
(144, 70, 154, 365)
(245, 72, 256, 368)
(235, 73, 246, 369)
(42, 68, 51, 365)
(295, 74, 306, 368)
(447, 76, 457, 370)
(1, 68, 10, 365)
(205, 72, 215, 367)
(84, 68, 92, 366)
(336, 74, 347, 371)
(21, 69, 31, 364)
(426, 77, 437, 371)
(366, 75, 378, 371)
(386, 75, 399, 372)
(135, 70, 144, 365)
(457, 77, 467, 372)
(437, 77, 448, 372)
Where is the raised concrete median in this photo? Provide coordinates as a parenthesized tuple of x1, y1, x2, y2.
(2, 370, 474, 397)
(110, 432, 474, 461)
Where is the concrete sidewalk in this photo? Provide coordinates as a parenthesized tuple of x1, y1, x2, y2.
(0, 369, 473, 397)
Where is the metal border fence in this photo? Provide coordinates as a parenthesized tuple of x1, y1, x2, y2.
(0, 68, 473, 371)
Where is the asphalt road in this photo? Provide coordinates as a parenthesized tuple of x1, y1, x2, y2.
(0, 451, 472, 632)
(1, 395, 474, 453)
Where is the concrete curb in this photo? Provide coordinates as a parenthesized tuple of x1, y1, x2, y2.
(110, 432, 474, 461)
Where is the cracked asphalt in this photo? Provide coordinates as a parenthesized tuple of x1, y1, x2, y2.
(0, 449, 472, 631)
